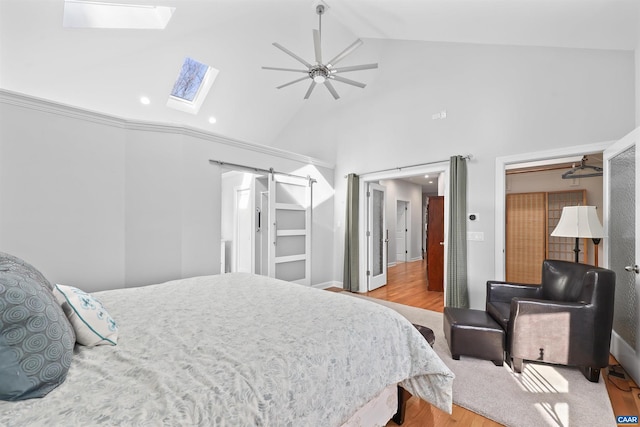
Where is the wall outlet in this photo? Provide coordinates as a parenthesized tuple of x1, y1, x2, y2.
(432, 110, 447, 120)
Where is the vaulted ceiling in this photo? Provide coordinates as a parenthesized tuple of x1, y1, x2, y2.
(1, 0, 638, 163)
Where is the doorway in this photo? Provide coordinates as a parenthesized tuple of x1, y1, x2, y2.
(220, 169, 312, 285)
(494, 141, 611, 279)
(358, 163, 449, 293)
(504, 157, 603, 284)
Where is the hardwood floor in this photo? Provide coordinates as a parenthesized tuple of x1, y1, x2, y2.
(361, 259, 640, 426)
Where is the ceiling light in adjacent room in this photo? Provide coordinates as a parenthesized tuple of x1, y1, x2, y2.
(208, 117, 217, 124)
(140, 96, 150, 105)
(63, 1, 175, 29)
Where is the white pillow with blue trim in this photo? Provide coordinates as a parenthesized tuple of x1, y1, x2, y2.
(54, 284, 118, 346)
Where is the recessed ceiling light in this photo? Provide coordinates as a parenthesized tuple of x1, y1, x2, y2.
(208, 116, 217, 124)
(140, 96, 151, 105)
(429, 181, 434, 184)
(424, 174, 429, 178)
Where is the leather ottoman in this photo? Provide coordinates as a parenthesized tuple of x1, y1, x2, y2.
(443, 307, 504, 366)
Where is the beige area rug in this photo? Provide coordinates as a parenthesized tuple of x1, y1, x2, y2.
(346, 294, 617, 427)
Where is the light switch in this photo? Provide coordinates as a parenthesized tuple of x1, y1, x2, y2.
(467, 232, 484, 241)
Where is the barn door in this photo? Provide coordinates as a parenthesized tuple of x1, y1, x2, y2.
(268, 174, 311, 285)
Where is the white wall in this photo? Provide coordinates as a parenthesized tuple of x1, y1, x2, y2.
(274, 40, 635, 308)
(379, 179, 423, 262)
(0, 92, 335, 291)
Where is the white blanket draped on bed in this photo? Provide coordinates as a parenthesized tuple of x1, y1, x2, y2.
(0, 273, 453, 426)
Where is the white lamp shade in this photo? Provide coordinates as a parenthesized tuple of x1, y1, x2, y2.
(551, 206, 605, 238)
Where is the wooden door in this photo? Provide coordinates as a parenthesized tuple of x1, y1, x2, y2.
(505, 192, 546, 283)
(426, 196, 444, 291)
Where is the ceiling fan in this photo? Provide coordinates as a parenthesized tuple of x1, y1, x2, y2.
(262, 4, 378, 100)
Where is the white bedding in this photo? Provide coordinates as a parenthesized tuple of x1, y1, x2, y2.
(0, 273, 453, 426)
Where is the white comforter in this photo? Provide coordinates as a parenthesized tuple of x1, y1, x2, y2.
(0, 273, 453, 426)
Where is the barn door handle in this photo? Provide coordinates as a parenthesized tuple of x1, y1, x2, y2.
(273, 222, 277, 246)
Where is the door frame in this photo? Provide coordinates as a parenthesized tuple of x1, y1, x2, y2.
(358, 163, 449, 293)
(493, 140, 613, 280)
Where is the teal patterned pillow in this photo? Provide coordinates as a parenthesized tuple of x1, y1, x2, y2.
(54, 285, 118, 346)
(0, 253, 75, 401)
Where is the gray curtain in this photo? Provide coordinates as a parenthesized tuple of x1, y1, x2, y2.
(343, 173, 359, 292)
(446, 156, 469, 308)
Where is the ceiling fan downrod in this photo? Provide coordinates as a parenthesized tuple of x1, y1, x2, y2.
(317, 4, 324, 44)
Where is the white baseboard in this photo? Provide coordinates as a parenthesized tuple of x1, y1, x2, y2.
(313, 281, 342, 290)
(610, 330, 640, 386)
(410, 256, 422, 262)
(387, 262, 397, 268)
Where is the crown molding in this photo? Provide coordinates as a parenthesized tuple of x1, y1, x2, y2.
(0, 89, 334, 170)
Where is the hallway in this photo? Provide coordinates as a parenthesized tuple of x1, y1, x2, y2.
(365, 259, 444, 312)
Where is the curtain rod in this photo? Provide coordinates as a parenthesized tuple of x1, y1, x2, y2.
(209, 159, 316, 183)
(346, 154, 472, 178)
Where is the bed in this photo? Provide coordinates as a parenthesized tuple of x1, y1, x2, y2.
(0, 260, 454, 426)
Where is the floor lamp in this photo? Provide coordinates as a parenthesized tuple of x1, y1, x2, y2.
(551, 206, 605, 266)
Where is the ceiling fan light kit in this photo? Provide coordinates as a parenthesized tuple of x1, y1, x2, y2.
(262, 3, 378, 100)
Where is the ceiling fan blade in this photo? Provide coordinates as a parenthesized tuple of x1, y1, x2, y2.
(304, 81, 317, 99)
(313, 30, 322, 64)
(272, 42, 312, 68)
(262, 66, 309, 73)
(333, 63, 378, 73)
(277, 76, 310, 89)
(327, 39, 363, 67)
(324, 80, 340, 100)
(331, 75, 366, 88)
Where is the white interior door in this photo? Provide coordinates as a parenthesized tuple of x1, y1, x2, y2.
(604, 127, 639, 386)
(368, 183, 387, 290)
(396, 201, 407, 263)
(233, 186, 253, 273)
(268, 174, 311, 285)
(259, 191, 269, 275)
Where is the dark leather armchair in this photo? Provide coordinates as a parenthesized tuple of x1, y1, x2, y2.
(486, 259, 615, 382)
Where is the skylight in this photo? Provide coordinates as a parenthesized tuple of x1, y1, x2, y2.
(167, 57, 219, 115)
(63, 1, 175, 29)
(170, 58, 209, 102)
